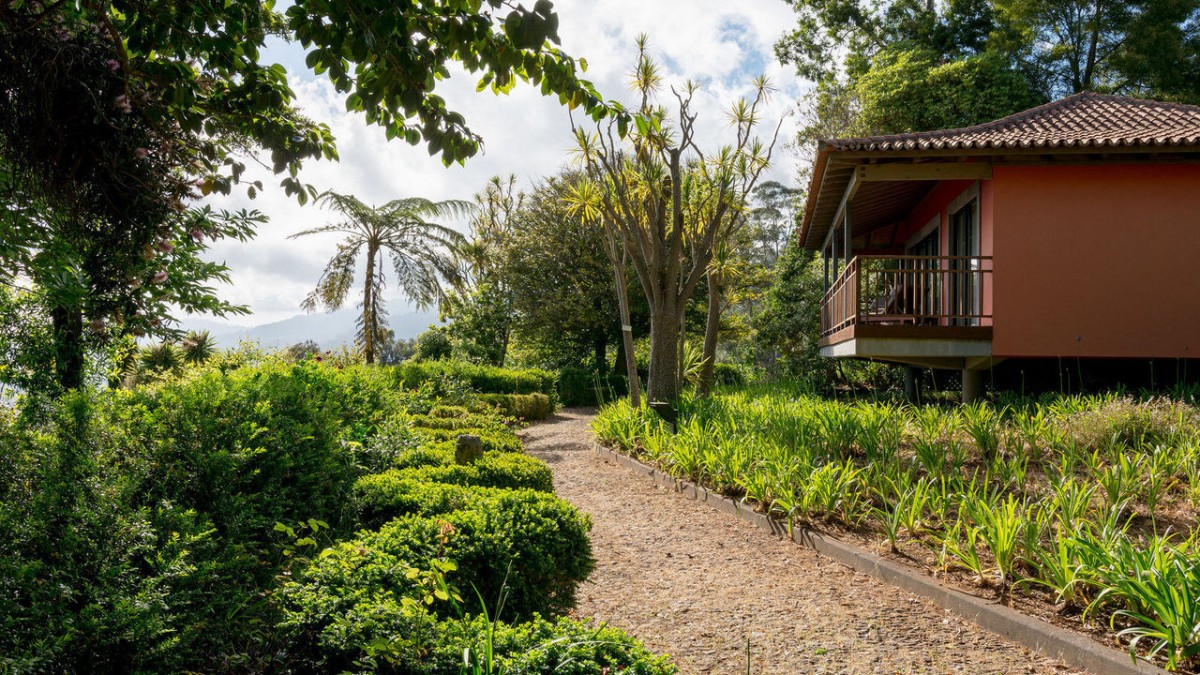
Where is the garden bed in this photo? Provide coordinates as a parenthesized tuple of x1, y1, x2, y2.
(594, 388, 1200, 673)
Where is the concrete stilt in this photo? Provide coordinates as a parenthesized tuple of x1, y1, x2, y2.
(962, 368, 983, 404)
(904, 367, 918, 403)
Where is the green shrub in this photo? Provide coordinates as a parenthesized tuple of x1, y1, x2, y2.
(432, 615, 679, 675)
(279, 603, 674, 675)
(411, 412, 511, 433)
(394, 361, 558, 402)
(412, 326, 454, 361)
(478, 392, 554, 420)
(388, 440, 456, 469)
(557, 367, 628, 407)
(284, 491, 593, 631)
(0, 363, 415, 671)
(713, 363, 746, 387)
(356, 453, 554, 503)
(416, 427, 524, 454)
(354, 477, 503, 525)
(429, 404, 471, 418)
(356, 412, 425, 473)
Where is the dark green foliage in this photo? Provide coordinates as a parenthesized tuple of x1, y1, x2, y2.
(355, 454, 555, 513)
(441, 281, 513, 366)
(0, 363, 414, 670)
(415, 427, 524, 454)
(713, 363, 746, 387)
(279, 605, 674, 675)
(558, 366, 629, 407)
(478, 392, 555, 420)
(0, 359, 668, 672)
(354, 478, 511, 525)
(503, 173, 626, 374)
(286, 490, 593, 630)
(433, 615, 679, 675)
(394, 360, 559, 401)
(753, 247, 835, 386)
(412, 326, 454, 361)
(855, 48, 1043, 134)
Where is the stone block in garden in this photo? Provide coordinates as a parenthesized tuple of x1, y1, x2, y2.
(455, 434, 484, 464)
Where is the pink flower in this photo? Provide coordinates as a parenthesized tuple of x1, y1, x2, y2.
(155, 239, 173, 253)
(114, 94, 132, 114)
(189, 228, 204, 242)
(152, 270, 168, 284)
(135, 147, 149, 160)
(106, 59, 121, 71)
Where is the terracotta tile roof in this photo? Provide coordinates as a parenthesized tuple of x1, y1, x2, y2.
(798, 93, 1200, 248)
(823, 92, 1200, 153)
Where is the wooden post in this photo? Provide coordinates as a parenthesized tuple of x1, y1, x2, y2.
(844, 203, 852, 271)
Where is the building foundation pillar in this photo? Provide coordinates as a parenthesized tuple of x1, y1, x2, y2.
(962, 368, 983, 404)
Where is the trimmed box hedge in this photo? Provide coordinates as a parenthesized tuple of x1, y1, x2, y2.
(478, 392, 554, 420)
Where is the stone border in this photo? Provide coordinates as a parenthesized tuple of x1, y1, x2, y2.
(593, 444, 1168, 675)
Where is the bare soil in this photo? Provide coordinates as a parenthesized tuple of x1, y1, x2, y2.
(519, 408, 1084, 675)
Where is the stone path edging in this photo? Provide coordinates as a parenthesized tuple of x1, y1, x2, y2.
(593, 443, 1169, 675)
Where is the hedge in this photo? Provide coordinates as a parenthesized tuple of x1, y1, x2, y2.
(414, 426, 524, 454)
(355, 478, 545, 528)
(392, 361, 558, 402)
(278, 605, 675, 675)
(478, 392, 554, 420)
(557, 367, 628, 407)
(354, 454, 554, 510)
(282, 491, 594, 654)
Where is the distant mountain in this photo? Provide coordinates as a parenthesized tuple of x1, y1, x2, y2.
(180, 307, 439, 350)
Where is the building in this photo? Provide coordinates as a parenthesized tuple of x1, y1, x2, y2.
(797, 93, 1200, 401)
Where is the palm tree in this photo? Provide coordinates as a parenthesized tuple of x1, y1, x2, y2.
(290, 191, 471, 364)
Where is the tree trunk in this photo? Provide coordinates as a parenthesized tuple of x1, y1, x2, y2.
(697, 269, 722, 396)
(51, 303, 84, 391)
(362, 243, 377, 364)
(614, 249, 643, 408)
(647, 296, 680, 402)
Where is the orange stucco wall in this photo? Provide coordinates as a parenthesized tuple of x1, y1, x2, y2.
(991, 163, 1200, 359)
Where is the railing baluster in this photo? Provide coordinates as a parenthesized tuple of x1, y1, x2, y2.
(820, 255, 993, 338)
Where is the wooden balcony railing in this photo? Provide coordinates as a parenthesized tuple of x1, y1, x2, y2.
(821, 255, 993, 339)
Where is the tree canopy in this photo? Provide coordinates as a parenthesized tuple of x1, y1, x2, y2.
(778, 0, 1200, 169)
(778, 0, 1200, 103)
(0, 0, 615, 390)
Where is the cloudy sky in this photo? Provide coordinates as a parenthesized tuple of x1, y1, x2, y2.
(201, 0, 808, 328)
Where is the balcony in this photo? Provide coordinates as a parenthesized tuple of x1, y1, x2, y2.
(819, 255, 994, 367)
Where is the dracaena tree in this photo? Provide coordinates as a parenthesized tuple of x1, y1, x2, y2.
(291, 191, 471, 364)
(570, 37, 780, 402)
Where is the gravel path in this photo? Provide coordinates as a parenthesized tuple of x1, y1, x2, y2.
(519, 408, 1082, 675)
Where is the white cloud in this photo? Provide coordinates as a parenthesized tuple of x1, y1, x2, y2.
(202, 1, 806, 327)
